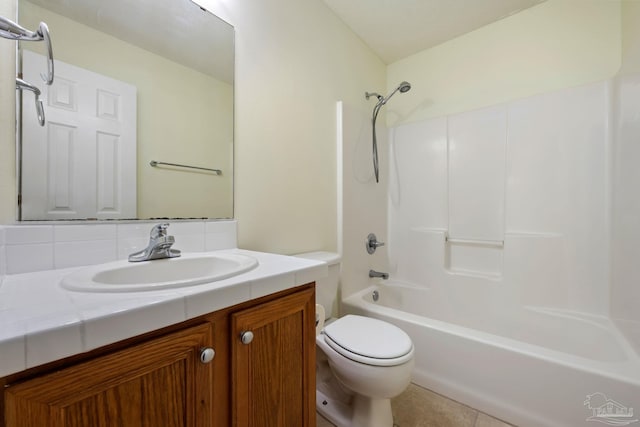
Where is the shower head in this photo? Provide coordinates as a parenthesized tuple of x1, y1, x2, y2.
(380, 81, 412, 106)
(365, 80, 412, 183)
(365, 81, 412, 105)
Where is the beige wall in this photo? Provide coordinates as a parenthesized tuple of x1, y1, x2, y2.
(196, 0, 386, 253)
(19, 1, 234, 219)
(386, 0, 621, 126)
(621, 0, 640, 75)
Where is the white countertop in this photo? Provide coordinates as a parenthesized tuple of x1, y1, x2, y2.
(0, 249, 327, 377)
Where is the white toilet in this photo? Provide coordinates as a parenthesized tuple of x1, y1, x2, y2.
(294, 252, 414, 427)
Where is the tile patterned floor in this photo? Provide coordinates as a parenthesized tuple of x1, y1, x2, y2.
(316, 383, 515, 427)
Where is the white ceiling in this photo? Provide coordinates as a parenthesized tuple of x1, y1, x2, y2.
(323, 0, 546, 64)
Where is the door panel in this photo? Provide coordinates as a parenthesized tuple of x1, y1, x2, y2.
(21, 50, 137, 219)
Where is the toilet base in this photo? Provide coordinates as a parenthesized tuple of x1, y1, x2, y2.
(317, 389, 351, 427)
(316, 390, 394, 427)
(351, 394, 394, 427)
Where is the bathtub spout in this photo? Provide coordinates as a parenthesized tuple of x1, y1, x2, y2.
(369, 270, 389, 280)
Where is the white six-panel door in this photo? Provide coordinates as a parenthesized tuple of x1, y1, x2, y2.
(21, 50, 137, 220)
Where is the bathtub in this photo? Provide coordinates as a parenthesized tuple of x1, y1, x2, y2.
(342, 282, 640, 427)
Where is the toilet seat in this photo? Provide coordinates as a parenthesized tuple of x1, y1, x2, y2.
(322, 315, 414, 367)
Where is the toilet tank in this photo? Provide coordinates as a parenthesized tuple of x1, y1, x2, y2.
(293, 251, 341, 319)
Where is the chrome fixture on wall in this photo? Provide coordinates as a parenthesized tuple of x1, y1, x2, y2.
(0, 17, 54, 84)
(1, 15, 54, 127)
(365, 81, 411, 183)
(369, 270, 389, 280)
(366, 233, 385, 254)
(150, 160, 222, 175)
(15, 78, 45, 126)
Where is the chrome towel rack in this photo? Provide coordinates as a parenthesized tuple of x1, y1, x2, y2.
(150, 160, 222, 175)
(16, 78, 45, 126)
(1, 17, 54, 85)
(2, 15, 55, 127)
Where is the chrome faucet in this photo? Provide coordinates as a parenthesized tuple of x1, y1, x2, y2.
(369, 270, 389, 280)
(128, 223, 181, 262)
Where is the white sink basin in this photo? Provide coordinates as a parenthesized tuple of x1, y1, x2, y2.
(60, 253, 259, 292)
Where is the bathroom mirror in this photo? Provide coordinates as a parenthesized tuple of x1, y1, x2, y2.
(17, 0, 234, 220)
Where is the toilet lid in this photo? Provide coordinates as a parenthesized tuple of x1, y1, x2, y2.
(322, 315, 413, 361)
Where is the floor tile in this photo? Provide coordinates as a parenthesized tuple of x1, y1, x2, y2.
(475, 413, 514, 427)
(314, 383, 516, 427)
(391, 384, 478, 427)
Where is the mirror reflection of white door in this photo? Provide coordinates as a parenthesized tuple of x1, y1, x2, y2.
(21, 50, 137, 220)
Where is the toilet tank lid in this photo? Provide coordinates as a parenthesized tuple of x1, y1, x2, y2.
(293, 251, 341, 265)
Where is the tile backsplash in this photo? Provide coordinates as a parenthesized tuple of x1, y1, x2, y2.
(0, 220, 237, 275)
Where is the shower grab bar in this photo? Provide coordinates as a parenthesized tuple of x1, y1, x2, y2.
(445, 235, 504, 248)
(0, 17, 54, 85)
(150, 160, 222, 175)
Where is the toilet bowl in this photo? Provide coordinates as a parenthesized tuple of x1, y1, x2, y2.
(294, 252, 414, 427)
(317, 314, 414, 427)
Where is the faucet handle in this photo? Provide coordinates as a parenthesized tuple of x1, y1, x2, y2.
(150, 223, 170, 238)
(366, 233, 385, 254)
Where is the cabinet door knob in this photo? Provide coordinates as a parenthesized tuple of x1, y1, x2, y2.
(200, 347, 215, 364)
(240, 331, 254, 345)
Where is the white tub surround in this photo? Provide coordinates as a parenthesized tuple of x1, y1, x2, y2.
(612, 72, 640, 354)
(387, 80, 609, 313)
(344, 284, 640, 427)
(332, 77, 640, 427)
(0, 222, 327, 377)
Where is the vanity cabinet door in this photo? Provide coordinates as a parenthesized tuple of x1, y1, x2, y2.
(4, 323, 214, 427)
(231, 287, 316, 427)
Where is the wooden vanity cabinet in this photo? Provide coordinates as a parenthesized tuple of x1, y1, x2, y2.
(231, 286, 316, 426)
(5, 323, 214, 427)
(2, 284, 316, 427)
